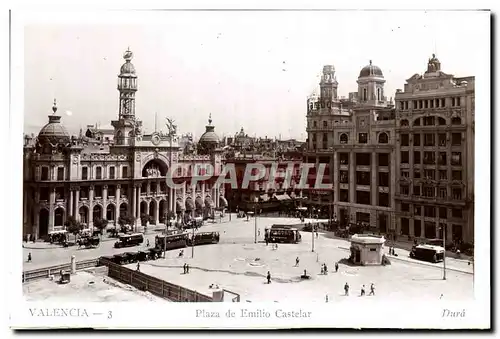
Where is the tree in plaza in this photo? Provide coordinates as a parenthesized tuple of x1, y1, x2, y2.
(140, 213, 152, 233)
(118, 214, 134, 233)
(93, 218, 108, 236)
(65, 216, 83, 242)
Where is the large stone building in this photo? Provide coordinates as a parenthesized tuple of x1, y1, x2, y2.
(394, 54, 474, 244)
(23, 49, 227, 239)
(304, 62, 397, 232)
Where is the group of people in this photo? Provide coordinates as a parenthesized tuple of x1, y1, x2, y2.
(183, 263, 190, 274)
(344, 282, 375, 296)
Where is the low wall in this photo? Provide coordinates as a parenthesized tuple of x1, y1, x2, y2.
(99, 258, 213, 302)
(22, 259, 99, 283)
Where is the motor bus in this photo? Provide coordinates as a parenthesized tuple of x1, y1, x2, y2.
(265, 227, 301, 244)
(409, 244, 445, 263)
(114, 233, 144, 248)
(186, 231, 220, 246)
(155, 232, 188, 251)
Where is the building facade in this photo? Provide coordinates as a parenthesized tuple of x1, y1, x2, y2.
(23, 49, 227, 239)
(394, 54, 474, 244)
(304, 62, 397, 231)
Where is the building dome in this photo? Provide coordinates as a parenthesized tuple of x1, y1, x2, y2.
(199, 114, 220, 144)
(119, 48, 136, 75)
(37, 100, 70, 144)
(359, 60, 384, 78)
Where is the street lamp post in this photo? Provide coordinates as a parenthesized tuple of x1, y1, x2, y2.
(311, 207, 315, 253)
(442, 225, 446, 280)
(254, 203, 258, 244)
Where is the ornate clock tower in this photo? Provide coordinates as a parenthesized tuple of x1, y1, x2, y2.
(112, 48, 141, 146)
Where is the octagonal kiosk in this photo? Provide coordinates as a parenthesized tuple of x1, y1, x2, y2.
(349, 234, 386, 266)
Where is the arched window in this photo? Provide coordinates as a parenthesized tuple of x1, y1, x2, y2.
(377, 88, 381, 101)
(363, 88, 367, 101)
(323, 121, 328, 128)
(378, 132, 389, 144)
(413, 118, 421, 126)
(400, 119, 409, 127)
(340, 133, 348, 144)
(313, 121, 317, 128)
(452, 117, 462, 125)
(438, 117, 446, 126)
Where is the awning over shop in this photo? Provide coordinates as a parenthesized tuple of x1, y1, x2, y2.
(185, 198, 194, 211)
(274, 194, 289, 201)
(176, 200, 184, 211)
(219, 196, 228, 207)
(260, 194, 270, 202)
(205, 197, 215, 208)
(195, 197, 203, 210)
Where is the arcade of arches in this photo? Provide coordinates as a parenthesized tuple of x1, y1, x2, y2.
(28, 158, 225, 238)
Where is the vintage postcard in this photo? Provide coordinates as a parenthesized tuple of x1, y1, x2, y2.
(7, 5, 491, 330)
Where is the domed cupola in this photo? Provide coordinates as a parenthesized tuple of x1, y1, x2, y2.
(198, 114, 220, 155)
(359, 60, 384, 78)
(37, 99, 71, 151)
(120, 48, 136, 75)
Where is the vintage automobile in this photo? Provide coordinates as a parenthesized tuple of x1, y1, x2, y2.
(123, 252, 138, 264)
(148, 248, 163, 260)
(112, 254, 127, 265)
(114, 233, 144, 248)
(410, 244, 445, 263)
(48, 230, 68, 245)
(99, 256, 115, 266)
(186, 231, 220, 246)
(77, 236, 100, 249)
(136, 251, 149, 262)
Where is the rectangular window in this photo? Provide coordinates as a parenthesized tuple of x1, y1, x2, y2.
(452, 133, 462, 146)
(452, 188, 462, 200)
(423, 152, 435, 165)
(41, 167, 49, 181)
(401, 218, 410, 235)
(356, 153, 370, 166)
(452, 170, 462, 181)
(82, 167, 88, 180)
(339, 153, 349, 165)
(401, 170, 409, 178)
(452, 208, 463, 218)
(378, 172, 389, 187)
(441, 98, 446, 107)
(423, 186, 434, 198)
(339, 171, 349, 183)
(122, 166, 128, 178)
(413, 151, 421, 164)
(424, 169, 435, 180)
(358, 133, 368, 144)
(424, 206, 436, 218)
(424, 133, 435, 146)
(451, 152, 462, 166)
(414, 205, 421, 215)
(356, 171, 370, 186)
(339, 189, 349, 202)
(109, 166, 115, 179)
(414, 169, 421, 179)
(439, 170, 447, 180)
(438, 133, 446, 147)
(401, 203, 410, 212)
(439, 207, 447, 219)
(400, 185, 409, 195)
(401, 134, 409, 146)
(401, 151, 409, 164)
(413, 134, 420, 146)
(439, 152, 447, 166)
(378, 192, 389, 207)
(413, 185, 421, 196)
(356, 190, 371, 205)
(96, 167, 102, 180)
(57, 167, 64, 181)
(439, 187, 447, 198)
(378, 153, 389, 167)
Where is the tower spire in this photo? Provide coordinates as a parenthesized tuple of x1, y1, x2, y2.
(52, 98, 58, 114)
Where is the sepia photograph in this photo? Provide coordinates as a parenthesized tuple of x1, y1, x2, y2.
(8, 5, 491, 330)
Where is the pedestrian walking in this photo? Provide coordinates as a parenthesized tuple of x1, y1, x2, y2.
(146, 239, 150, 247)
(183, 263, 187, 274)
(344, 282, 349, 296)
(324, 263, 328, 275)
(258, 229, 261, 237)
(361, 285, 366, 296)
(295, 257, 300, 267)
(186, 264, 190, 274)
(369, 283, 375, 296)
(136, 262, 140, 272)
(335, 262, 339, 273)
(265, 238, 269, 246)
(325, 294, 329, 303)
(321, 265, 324, 275)
(27, 252, 32, 263)
(267, 271, 271, 284)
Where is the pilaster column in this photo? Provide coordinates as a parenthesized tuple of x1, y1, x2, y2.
(371, 152, 377, 207)
(132, 185, 137, 219)
(102, 185, 108, 219)
(333, 152, 338, 203)
(147, 182, 151, 196)
(89, 185, 94, 227)
(68, 188, 74, 217)
(445, 223, 452, 243)
(154, 199, 160, 224)
(191, 183, 196, 218)
(49, 188, 55, 232)
(115, 184, 121, 225)
(349, 151, 355, 203)
(137, 185, 141, 219)
(74, 188, 80, 221)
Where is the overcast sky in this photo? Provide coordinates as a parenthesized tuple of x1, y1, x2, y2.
(23, 10, 488, 140)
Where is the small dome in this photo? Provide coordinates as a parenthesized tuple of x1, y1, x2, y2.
(119, 48, 136, 75)
(199, 114, 219, 144)
(359, 60, 383, 78)
(38, 100, 70, 144)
